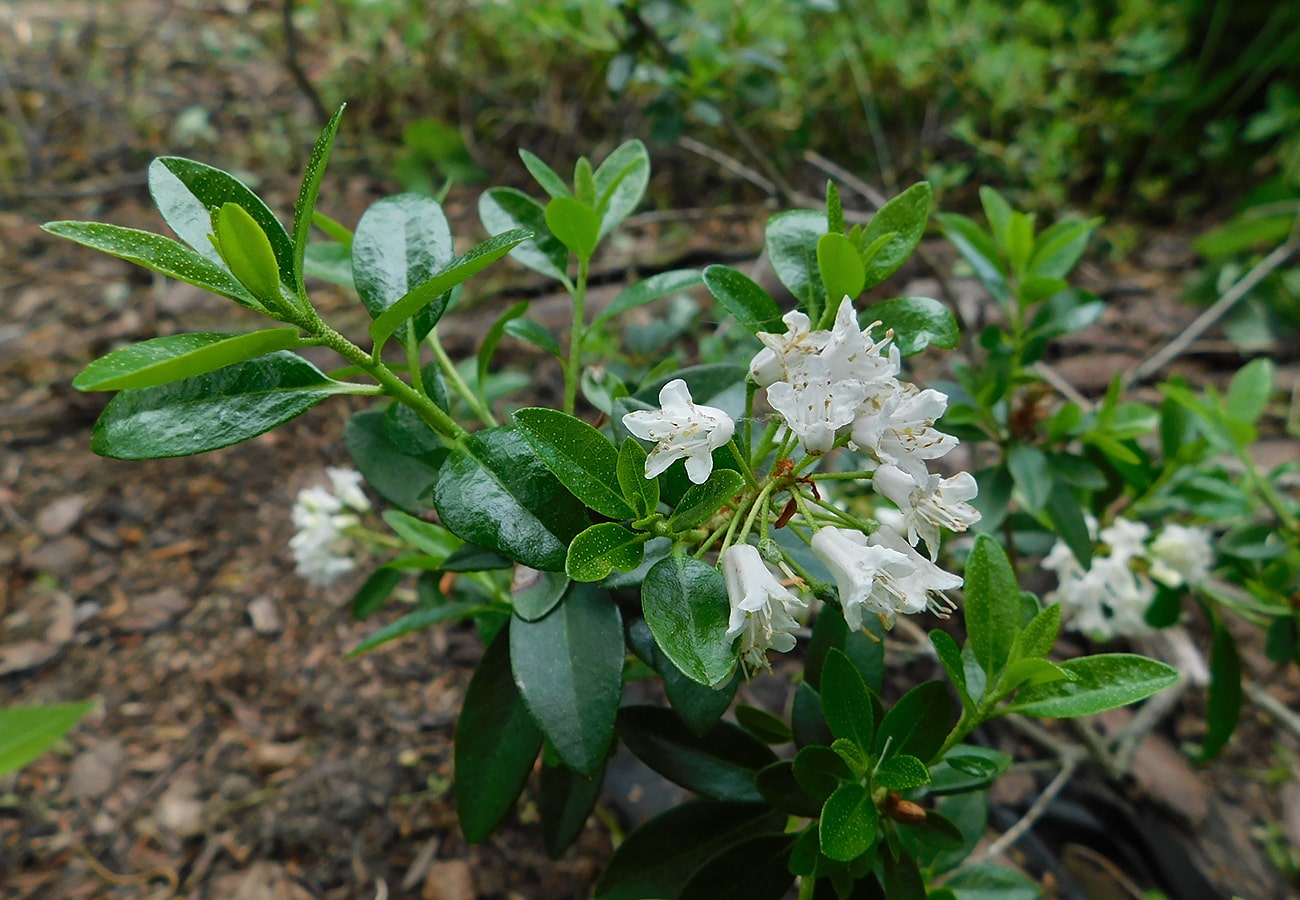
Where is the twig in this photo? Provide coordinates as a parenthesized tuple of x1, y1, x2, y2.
(1245, 680, 1300, 743)
(1034, 361, 1093, 411)
(1125, 222, 1300, 387)
(677, 136, 777, 197)
(977, 754, 1079, 864)
(802, 150, 889, 210)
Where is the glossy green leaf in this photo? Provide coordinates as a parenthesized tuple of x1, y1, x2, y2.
(502, 318, 561, 357)
(346, 409, 443, 513)
(539, 760, 603, 858)
(566, 523, 646, 582)
(213, 202, 288, 307)
(872, 754, 930, 791)
(149, 156, 295, 287)
(432, 427, 589, 571)
(702, 264, 785, 336)
(735, 705, 793, 744)
(1200, 623, 1242, 760)
(617, 437, 659, 517)
(963, 534, 1020, 681)
(875, 680, 953, 763)
(74, 329, 303, 392)
(859, 182, 931, 289)
(1015, 601, 1061, 661)
(930, 629, 972, 709)
(348, 600, 484, 657)
(1000, 653, 1180, 718)
(351, 567, 403, 620)
(291, 104, 345, 294)
(998, 658, 1072, 695)
(545, 196, 599, 260)
(592, 268, 704, 326)
(1027, 217, 1100, 280)
(942, 863, 1040, 900)
(369, 227, 531, 348)
(792, 744, 853, 802)
(755, 760, 823, 817)
(817, 232, 865, 306)
(478, 187, 569, 282)
(924, 745, 1011, 796)
(513, 408, 635, 519)
(667, 468, 745, 532)
(1007, 443, 1051, 512)
(511, 583, 623, 775)
(455, 628, 543, 842)
(820, 648, 875, 753)
(519, 149, 571, 199)
(678, 833, 797, 900)
(819, 782, 878, 862)
(593, 800, 785, 900)
(627, 618, 736, 736)
(807, 604, 884, 693)
(617, 706, 776, 803)
(765, 209, 828, 311)
(382, 509, 459, 561)
(593, 139, 650, 240)
(868, 296, 959, 356)
(511, 569, 570, 622)
(1225, 357, 1274, 426)
(42, 221, 263, 311)
(91, 352, 344, 459)
(936, 212, 1009, 303)
(642, 555, 735, 687)
(0, 702, 93, 777)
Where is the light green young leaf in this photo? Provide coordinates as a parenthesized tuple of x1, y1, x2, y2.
(1225, 357, 1275, 427)
(212, 202, 289, 309)
(73, 329, 303, 391)
(817, 232, 865, 308)
(999, 653, 1180, 718)
(617, 436, 659, 517)
(593, 139, 650, 240)
(566, 523, 647, 582)
(519, 149, 572, 199)
(502, 318, 562, 357)
(978, 186, 1013, 252)
(544, 196, 600, 261)
(292, 104, 346, 295)
(859, 181, 931, 289)
(0, 702, 94, 777)
(574, 156, 596, 207)
(1028, 217, 1102, 279)
(1004, 210, 1035, 278)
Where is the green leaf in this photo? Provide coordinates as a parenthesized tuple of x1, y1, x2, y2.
(924, 745, 1011, 796)
(860, 182, 931, 289)
(755, 760, 823, 817)
(369, 227, 532, 348)
(617, 706, 776, 803)
(0, 702, 94, 777)
(348, 600, 484, 657)
(566, 523, 646, 582)
(90, 352, 344, 459)
(735, 705, 793, 744)
(873, 754, 930, 790)
(73, 329, 303, 391)
(519, 149, 571, 199)
(978, 187, 1012, 251)
(303, 241, 354, 288)
(1044, 479, 1093, 568)
(819, 782, 878, 862)
(642, 555, 736, 687)
(513, 408, 636, 519)
(1014, 602, 1061, 660)
(213, 202, 289, 308)
(1225, 358, 1275, 426)
(998, 658, 1072, 695)
(41, 221, 263, 312)
(1007, 443, 1051, 513)
(478, 187, 569, 282)
(930, 630, 972, 709)
(346, 409, 443, 513)
(592, 139, 650, 241)
(628, 618, 736, 736)
(149, 156, 295, 287)
(544, 196, 599, 261)
(510, 569, 569, 622)
(765, 209, 828, 311)
(936, 212, 1009, 303)
(511, 583, 623, 775)
(667, 469, 745, 532)
(792, 745, 853, 805)
(820, 648, 875, 753)
(539, 760, 603, 858)
(817, 232, 866, 306)
(963, 534, 1020, 681)
(351, 567, 404, 620)
(617, 437, 659, 517)
(1028, 217, 1100, 280)
(868, 296, 959, 356)
(942, 863, 1040, 900)
(351, 192, 452, 345)
(455, 628, 543, 842)
(702, 265, 785, 335)
(592, 268, 704, 326)
(880, 846, 926, 900)
(679, 833, 796, 900)
(875, 680, 953, 763)
(807, 604, 884, 693)
(502, 318, 561, 357)
(1000, 653, 1180, 718)
(1200, 623, 1242, 760)
(292, 104, 345, 294)
(432, 427, 588, 571)
(478, 300, 529, 393)
(1004, 210, 1035, 277)
(382, 509, 460, 561)
(594, 800, 785, 900)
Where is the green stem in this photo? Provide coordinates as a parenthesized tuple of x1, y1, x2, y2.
(403, 326, 425, 397)
(729, 437, 760, 490)
(564, 255, 590, 415)
(427, 329, 499, 428)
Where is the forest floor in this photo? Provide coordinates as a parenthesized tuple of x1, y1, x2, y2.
(2, 2, 1299, 899)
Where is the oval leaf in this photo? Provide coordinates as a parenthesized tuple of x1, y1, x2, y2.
(593, 139, 650, 240)
(963, 534, 1020, 681)
(667, 468, 745, 532)
(479, 187, 570, 281)
(702, 264, 784, 335)
(817, 232, 866, 306)
(820, 647, 875, 753)
(73, 329, 302, 391)
(642, 555, 736, 687)
(545, 196, 599, 260)
(566, 523, 646, 582)
(513, 407, 636, 519)
(870, 296, 959, 356)
(765, 209, 827, 309)
(860, 182, 930, 289)
(1001, 653, 1180, 718)
(819, 782, 878, 862)
(352, 193, 453, 317)
(617, 706, 776, 803)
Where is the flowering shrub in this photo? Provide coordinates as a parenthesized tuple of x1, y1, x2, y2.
(45, 108, 1185, 897)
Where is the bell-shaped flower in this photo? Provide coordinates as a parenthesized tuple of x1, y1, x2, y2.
(622, 378, 735, 484)
(1148, 524, 1214, 587)
(811, 526, 918, 630)
(872, 463, 981, 560)
(766, 356, 868, 454)
(1044, 543, 1155, 641)
(722, 543, 808, 673)
(1098, 518, 1150, 568)
(750, 310, 829, 387)
(821, 296, 900, 387)
(851, 383, 958, 481)
(289, 468, 371, 586)
(866, 525, 963, 619)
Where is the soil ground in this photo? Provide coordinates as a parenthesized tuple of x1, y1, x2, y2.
(2, 3, 1299, 899)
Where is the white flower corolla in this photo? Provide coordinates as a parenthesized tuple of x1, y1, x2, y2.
(871, 463, 981, 560)
(866, 525, 963, 619)
(1148, 524, 1214, 587)
(850, 383, 958, 481)
(722, 543, 808, 672)
(821, 296, 900, 387)
(766, 355, 869, 453)
(750, 310, 829, 387)
(1098, 518, 1150, 567)
(290, 471, 371, 586)
(622, 378, 735, 484)
(811, 526, 918, 630)
(1043, 538, 1155, 641)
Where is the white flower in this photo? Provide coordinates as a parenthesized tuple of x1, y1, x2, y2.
(1098, 518, 1150, 567)
(866, 525, 962, 619)
(622, 379, 735, 484)
(289, 469, 370, 586)
(1148, 524, 1214, 587)
(811, 526, 918, 630)
(820, 296, 900, 387)
(722, 544, 807, 673)
(750, 311, 828, 387)
(1043, 537, 1155, 641)
(871, 463, 981, 560)
(766, 355, 868, 453)
(850, 384, 957, 481)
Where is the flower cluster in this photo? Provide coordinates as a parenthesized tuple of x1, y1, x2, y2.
(290, 468, 371, 586)
(1043, 517, 1214, 641)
